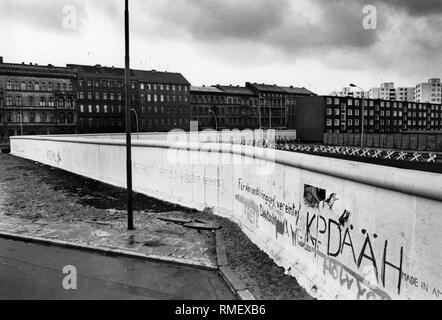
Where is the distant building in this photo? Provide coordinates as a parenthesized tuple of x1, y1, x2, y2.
(190, 83, 315, 131)
(68, 64, 191, 133)
(380, 82, 396, 100)
(296, 95, 442, 142)
(396, 87, 415, 101)
(330, 87, 369, 99)
(190, 85, 258, 130)
(0, 57, 77, 142)
(369, 87, 381, 99)
(245, 82, 315, 130)
(414, 78, 441, 104)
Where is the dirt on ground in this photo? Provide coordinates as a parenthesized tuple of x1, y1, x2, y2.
(0, 153, 312, 300)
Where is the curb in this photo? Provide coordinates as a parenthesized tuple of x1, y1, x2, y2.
(0, 231, 217, 271)
(215, 230, 256, 301)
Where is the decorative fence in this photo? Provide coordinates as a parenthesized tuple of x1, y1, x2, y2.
(276, 144, 440, 164)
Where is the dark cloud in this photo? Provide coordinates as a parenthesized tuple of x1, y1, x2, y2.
(380, 0, 442, 16)
(0, 0, 120, 32)
(146, 0, 380, 53)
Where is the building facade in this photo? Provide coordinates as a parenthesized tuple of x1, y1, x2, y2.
(0, 57, 77, 143)
(190, 85, 260, 131)
(414, 78, 441, 104)
(296, 95, 442, 142)
(331, 87, 369, 99)
(190, 83, 315, 131)
(69, 64, 191, 133)
(395, 87, 415, 101)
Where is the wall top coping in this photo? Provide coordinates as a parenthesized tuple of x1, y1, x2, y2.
(11, 135, 442, 202)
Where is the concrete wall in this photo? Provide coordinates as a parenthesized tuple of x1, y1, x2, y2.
(10, 134, 442, 300)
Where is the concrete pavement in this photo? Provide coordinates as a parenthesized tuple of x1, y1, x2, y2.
(0, 238, 236, 300)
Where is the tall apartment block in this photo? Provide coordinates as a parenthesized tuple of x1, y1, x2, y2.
(414, 78, 441, 104)
(296, 95, 442, 142)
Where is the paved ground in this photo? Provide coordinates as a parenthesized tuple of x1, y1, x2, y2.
(0, 238, 235, 300)
(0, 154, 312, 300)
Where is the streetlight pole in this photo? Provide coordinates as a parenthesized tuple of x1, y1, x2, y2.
(249, 105, 261, 129)
(350, 84, 365, 149)
(268, 100, 272, 130)
(19, 108, 23, 135)
(125, 0, 134, 231)
(208, 109, 218, 131)
(131, 108, 139, 133)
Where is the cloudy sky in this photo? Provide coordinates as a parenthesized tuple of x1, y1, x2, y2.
(1, 0, 441, 94)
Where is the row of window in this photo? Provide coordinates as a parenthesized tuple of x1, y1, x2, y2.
(79, 104, 189, 115)
(79, 79, 189, 93)
(326, 107, 441, 119)
(79, 117, 190, 128)
(326, 118, 441, 127)
(326, 97, 442, 110)
(2, 112, 74, 124)
(4, 81, 73, 92)
(78, 91, 189, 103)
(5, 96, 74, 108)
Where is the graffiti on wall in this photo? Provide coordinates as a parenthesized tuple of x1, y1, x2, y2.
(235, 178, 440, 300)
(47, 150, 61, 165)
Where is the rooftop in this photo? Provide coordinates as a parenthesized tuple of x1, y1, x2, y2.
(67, 64, 190, 85)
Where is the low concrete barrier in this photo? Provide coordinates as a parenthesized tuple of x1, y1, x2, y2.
(10, 134, 442, 300)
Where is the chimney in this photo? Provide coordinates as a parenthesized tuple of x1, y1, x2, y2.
(0, 56, 3, 64)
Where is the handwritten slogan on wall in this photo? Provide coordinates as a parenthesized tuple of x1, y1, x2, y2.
(235, 178, 441, 300)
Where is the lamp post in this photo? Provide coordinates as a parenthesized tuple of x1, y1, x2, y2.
(18, 108, 23, 135)
(131, 108, 139, 133)
(249, 105, 262, 129)
(124, 0, 134, 231)
(208, 109, 218, 131)
(350, 83, 365, 148)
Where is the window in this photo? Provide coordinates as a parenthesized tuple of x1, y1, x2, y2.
(6, 81, 12, 90)
(80, 105, 85, 113)
(41, 113, 47, 123)
(16, 96, 22, 107)
(95, 105, 100, 113)
(40, 97, 46, 107)
(6, 96, 12, 106)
